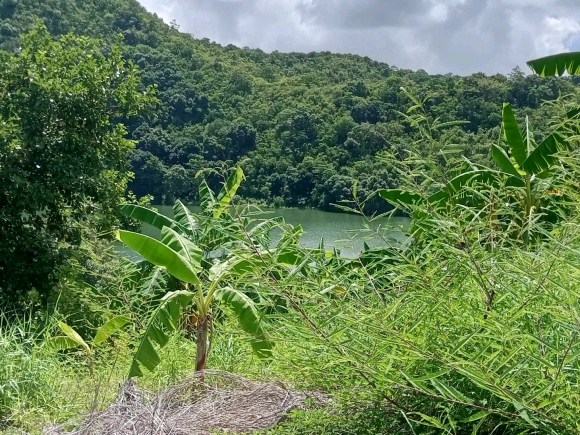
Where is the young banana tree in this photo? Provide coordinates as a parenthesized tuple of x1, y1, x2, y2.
(493, 103, 578, 237)
(117, 167, 274, 377)
(117, 225, 273, 376)
(379, 102, 576, 242)
(119, 167, 261, 260)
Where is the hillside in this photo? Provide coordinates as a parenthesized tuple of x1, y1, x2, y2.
(1, 0, 579, 211)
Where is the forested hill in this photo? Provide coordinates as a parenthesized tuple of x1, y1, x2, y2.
(1, 0, 579, 212)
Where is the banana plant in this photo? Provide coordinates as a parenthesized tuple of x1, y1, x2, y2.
(493, 103, 579, 238)
(48, 315, 131, 377)
(379, 102, 576, 241)
(120, 166, 292, 265)
(527, 52, 580, 76)
(117, 167, 274, 377)
(120, 167, 259, 261)
(117, 226, 273, 377)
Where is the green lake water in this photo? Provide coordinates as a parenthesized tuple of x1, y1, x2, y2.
(141, 206, 410, 258)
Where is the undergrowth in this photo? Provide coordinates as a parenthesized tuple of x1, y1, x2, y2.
(3, 158, 580, 435)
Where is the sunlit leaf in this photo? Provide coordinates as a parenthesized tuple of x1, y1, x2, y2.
(214, 166, 244, 218)
(116, 230, 200, 284)
(502, 103, 527, 166)
(216, 286, 274, 358)
(160, 226, 202, 269)
(491, 144, 521, 178)
(521, 132, 566, 175)
(199, 180, 216, 214)
(173, 200, 197, 234)
(93, 315, 131, 345)
(378, 189, 425, 210)
(57, 322, 90, 354)
(129, 290, 195, 377)
(47, 336, 81, 352)
(119, 204, 183, 232)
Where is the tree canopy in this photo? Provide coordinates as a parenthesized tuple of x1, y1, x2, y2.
(1, 0, 579, 214)
(0, 24, 154, 308)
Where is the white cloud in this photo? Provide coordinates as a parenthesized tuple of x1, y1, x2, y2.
(138, 0, 174, 23)
(536, 17, 580, 54)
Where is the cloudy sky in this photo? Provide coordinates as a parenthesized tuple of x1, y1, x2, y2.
(136, 0, 580, 75)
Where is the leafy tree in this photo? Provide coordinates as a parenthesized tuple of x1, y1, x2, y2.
(117, 168, 275, 375)
(0, 24, 154, 308)
(0, 0, 578, 213)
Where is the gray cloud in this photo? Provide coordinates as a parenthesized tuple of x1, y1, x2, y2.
(296, 0, 425, 29)
(137, 0, 580, 75)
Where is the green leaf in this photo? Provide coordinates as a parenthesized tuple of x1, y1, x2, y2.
(527, 52, 580, 76)
(521, 132, 566, 174)
(116, 230, 200, 284)
(208, 257, 256, 282)
(462, 410, 492, 423)
(119, 204, 182, 232)
(57, 322, 90, 354)
(129, 290, 195, 377)
(276, 246, 306, 266)
(214, 166, 244, 218)
(160, 227, 202, 269)
(411, 369, 450, 381)
(216, 286, 274, 359)
(47, 336, 81, 352)
(491, 144, 521, 178)
(199, 180, 216, 214)
(278, 225, 303, 246)
(173, 200, 197, 234)
(430, 378, 472, 403)
(409, 413, 446, 430)
(428, 170, 498, 205)
(502, 103, 527, 166)
(93, 315, 131, 345)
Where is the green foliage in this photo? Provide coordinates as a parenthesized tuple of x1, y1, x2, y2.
(118, 168, 275, 376)
(0, 23, 154, 309)
(49, 316, 131, 352)
(215, 286, 273, 359)
(48, 316, 130, 377)
(116, 230, 201, 285)
(264, 399, 405, 435)
(528, 52, 580, 76)
(2, 6, 580, 433)
(1, 0, 577, 212)
(129, 290, 194, 377)
(380, 97, 578, 244)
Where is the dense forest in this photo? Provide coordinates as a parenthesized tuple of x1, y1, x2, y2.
(3, 1, 580, 434)
(2, 0, 580, 211)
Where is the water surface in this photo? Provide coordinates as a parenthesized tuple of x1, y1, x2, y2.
(146, 205, 409, 258)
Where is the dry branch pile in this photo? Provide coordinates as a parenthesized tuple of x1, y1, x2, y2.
(45, 372, 325, 435)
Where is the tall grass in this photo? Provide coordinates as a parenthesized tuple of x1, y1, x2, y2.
(3, 155, 580, 434)
(260, 173, 580, 434)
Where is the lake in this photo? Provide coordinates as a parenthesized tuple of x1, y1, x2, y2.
(143, 205, 409, 258)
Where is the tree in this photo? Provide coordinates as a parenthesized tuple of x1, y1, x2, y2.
(351, 100, 383, 124)
(0, 24, 154, 309)
(117, 168, 274, 375)
(379, 101, 578, 244)
(1, 1, 578, 213)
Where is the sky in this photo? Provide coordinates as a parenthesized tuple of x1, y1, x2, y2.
(136, 0, 580, 75)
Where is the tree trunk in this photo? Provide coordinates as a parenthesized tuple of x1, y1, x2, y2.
(195, 314, 209, 372)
